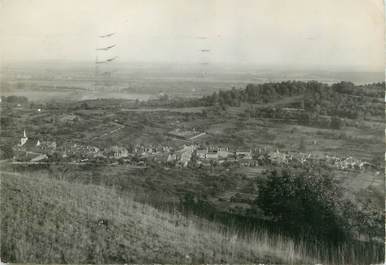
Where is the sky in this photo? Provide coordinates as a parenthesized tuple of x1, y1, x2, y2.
(0, 0, 384, 71)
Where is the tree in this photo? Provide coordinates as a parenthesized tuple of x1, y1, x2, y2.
(300, 100, 305, 109)
(330, 116, 342, 129)
(299, 137, 306, 151)
(256, 168, 351, 244)
(0, 144, 14, 159)
(299, 112, 311, 125)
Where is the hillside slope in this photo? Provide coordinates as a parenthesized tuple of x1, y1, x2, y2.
(0, 171, 313, 264)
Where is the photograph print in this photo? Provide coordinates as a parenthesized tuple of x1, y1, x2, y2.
(0, 0, 384, 264)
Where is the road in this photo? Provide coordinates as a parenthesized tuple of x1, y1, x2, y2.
(91, 124, 125, 140)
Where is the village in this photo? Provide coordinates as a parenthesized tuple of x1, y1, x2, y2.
(11, 128, 376, 172)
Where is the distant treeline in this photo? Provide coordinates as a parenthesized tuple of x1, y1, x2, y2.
(167, 81, 384, 120)
(200, 81, 384, 106)
(1, 95, 28, 104)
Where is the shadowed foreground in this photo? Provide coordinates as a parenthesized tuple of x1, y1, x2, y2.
(0, 171, 382, 264)
(0, 171, 318, 264)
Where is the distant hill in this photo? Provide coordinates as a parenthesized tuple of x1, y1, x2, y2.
(185, 81, 384, 121)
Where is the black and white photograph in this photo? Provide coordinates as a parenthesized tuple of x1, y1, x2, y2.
(0, 0, 384, 264)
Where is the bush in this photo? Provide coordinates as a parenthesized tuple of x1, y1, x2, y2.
(256, 168, 351, 244)
(0, 144, 14, 159)
(330, 116, 342, 129)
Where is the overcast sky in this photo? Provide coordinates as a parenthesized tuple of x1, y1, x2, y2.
(0, 0, 383, 71)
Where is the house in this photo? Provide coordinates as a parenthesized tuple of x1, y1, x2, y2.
(235, 150, 252, 160)
(257, 154, 266, 163)
(177, 145, 195, 166)
(218, 150, 233, 158)
(206, 151, 219, 160)
(196, 148, 208, 159)
(194, 146, 233, 160)
(180, 153, 191, 167)
(109, 146, 129, 159)
(162, 146, 171, 152)
(38, 141, 57, 152)
(167, 153, 177, 162)
(31, 154, 48, 162)
(59, 114, 78, 123)
(268, 150, 288, 164)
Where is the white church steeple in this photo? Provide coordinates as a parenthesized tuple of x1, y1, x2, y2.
(20, 129, 28, 146)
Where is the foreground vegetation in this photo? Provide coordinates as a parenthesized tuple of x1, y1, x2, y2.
(0, 171, 314, 264)
(1, 170, 383, 264)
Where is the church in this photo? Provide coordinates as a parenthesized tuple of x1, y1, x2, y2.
(19, 129, 28, 146)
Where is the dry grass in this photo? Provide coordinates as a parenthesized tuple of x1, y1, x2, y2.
(0, 170, 320, 264)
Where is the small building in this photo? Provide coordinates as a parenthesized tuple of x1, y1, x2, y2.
(268, 150, 288, 164)
(206, 151, 219, 160)
(218, 150, 233, 158)
(108, 146, 129, 159)
(31, 154, 48, 162)
(177, 145, 195, 166)
(235, 150, 252, 160)
(196, 148, 208, 159)
(167, 153, 177, 162)
(35, 141, 57, 155)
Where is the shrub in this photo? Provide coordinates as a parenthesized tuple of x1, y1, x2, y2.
(256, 168, 351, 244)
(330, 116, 342, 129)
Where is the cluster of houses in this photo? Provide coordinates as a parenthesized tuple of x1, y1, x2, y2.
(324, 155, 373, 170)
(60, 143, 102, 160)
(266, 150, 313, 165)
(266, 149, 373, 170)
(194, 147, 255, 166)
(169, 145, 254, 167)
(12, 130, 374, 171)
(12, 130, 254, 167)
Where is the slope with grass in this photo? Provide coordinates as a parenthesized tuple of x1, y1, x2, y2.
(0, 171, 314, 264)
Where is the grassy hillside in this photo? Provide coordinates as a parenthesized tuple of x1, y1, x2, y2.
(1, 171, 316, 264)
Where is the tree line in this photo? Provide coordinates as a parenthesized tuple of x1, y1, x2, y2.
(183, 81, 384, 121)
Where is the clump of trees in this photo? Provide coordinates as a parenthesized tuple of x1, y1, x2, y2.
(256, 168, 384, 245)
(143, 81, 384, 124)
(245, 106, 343, 129)
(0, 144, 14, 159)
(330, 116, 343, 129)
(1, 96, 28, 104)
(190, 81, 384, 121)
(199, 81, 308, 107)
